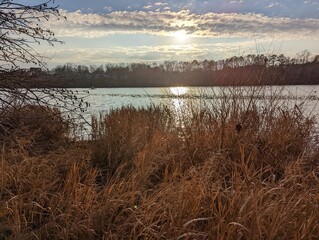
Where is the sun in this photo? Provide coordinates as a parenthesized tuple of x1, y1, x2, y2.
(172, 30, 188, 42)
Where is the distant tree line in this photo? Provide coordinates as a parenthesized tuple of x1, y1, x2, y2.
(21, 50, 319, 87)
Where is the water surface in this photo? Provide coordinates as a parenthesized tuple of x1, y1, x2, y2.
(78, 85, 319, 117)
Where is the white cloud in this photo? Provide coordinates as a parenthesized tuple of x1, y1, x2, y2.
(143, 5, 153, 9)
(39, 38, 319, 66)
(267, 2, 279, 8)
(46, 10, 319, 39)
(42, 40, 298, 64)
(103, 6, 112, 12)
(44, 42, 255, 65)
(154, 2, 167, 6)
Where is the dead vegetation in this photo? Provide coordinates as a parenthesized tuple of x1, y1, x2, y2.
(0, 88, 319, 239)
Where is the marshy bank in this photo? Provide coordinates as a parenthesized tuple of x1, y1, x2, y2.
(0, 88, 319, 239)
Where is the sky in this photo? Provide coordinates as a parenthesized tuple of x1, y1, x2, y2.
(23, 0, 319, 68)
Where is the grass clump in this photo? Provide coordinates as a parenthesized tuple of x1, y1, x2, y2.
(90, 106, 174, 184)
(0, 105, 69, 154)
(1, 87, 319, 239)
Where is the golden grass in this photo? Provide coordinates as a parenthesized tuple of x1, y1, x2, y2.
(1, 88, 319, 239)
(0, 105, 69, 155)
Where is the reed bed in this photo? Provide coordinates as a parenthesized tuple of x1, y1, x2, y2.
(0, 87, 319, 239)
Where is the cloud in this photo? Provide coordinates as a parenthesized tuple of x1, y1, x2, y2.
(38, 37, 319, 66)
(143, 5, 153, 9)
(56, 0, 319, 18)
(47, 10, 319, 39)
(267, 2, 279, 8)
(154, 2, 167, 6)
(103, 6, 112, 12)
(46, 45, 209, 64)
(41, 39, 300, 66)
(43, 41, 255, 65)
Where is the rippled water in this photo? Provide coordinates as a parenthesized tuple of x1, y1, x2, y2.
(74, 85, 318, 118)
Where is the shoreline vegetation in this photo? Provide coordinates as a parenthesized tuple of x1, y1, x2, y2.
(11, 51, 319, 88)
(1, 87, 319, 239)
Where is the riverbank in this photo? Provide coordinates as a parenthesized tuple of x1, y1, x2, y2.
(1, 98, 319, 239)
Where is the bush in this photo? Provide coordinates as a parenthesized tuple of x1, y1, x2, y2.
(0, 105, 69, 154)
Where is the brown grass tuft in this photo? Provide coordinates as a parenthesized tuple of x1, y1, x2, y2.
(0, 105, 69, 155)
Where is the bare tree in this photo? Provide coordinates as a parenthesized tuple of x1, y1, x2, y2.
(0, 0, 89, 137)
(296, 50, 311, 64)
(0, 0, 64, 69)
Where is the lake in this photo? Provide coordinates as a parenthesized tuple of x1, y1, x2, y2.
(74, 85, 319, 118)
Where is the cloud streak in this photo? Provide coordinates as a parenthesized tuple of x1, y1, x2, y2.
(47, 10, 319, 39)
(39, 38, 319, 67)
(45, 44, 217, 64)
(42, 40, 295, 65)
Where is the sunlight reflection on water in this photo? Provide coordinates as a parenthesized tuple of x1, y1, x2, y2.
(169, 87, 190, 129)
(169, 86, 189, 96)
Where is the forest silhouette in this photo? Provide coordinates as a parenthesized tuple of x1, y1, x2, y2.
(23, 51, 319, 88)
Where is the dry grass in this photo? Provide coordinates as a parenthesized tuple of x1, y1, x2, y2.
(1, 88, 319, 239)
(0, 105, 69, 155)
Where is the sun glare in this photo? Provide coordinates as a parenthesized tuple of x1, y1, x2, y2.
(172, 30, 188, 42)
(170, 86, 189, 96)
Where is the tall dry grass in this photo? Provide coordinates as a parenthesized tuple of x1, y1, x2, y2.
(1, 87, 319, 239)
(0, 105, 69, 155)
